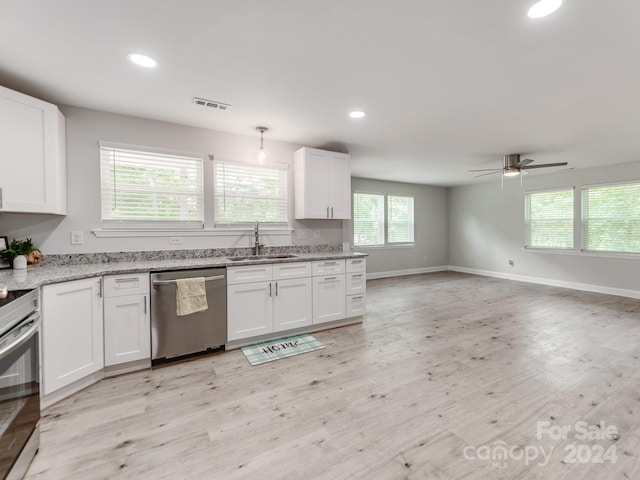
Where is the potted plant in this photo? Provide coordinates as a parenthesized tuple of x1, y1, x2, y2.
(0, 238, 41, 269)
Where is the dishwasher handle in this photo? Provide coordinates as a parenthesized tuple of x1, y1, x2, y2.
(152, 274, 225, 287)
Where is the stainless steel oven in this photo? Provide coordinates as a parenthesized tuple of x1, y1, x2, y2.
(0, 289, 40, 480)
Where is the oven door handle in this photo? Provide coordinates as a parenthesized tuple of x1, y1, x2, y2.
(0, 313, 39, 362)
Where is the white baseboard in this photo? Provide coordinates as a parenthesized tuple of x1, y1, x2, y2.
(367, 266, 449, 280)
(448, 265, 640, 299)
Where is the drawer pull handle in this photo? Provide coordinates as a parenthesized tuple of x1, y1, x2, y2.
(352, 274, 364, 278)
(352, 296, 363, 300)
(323, 261, 338, 265)
(325, 276, 337, 280)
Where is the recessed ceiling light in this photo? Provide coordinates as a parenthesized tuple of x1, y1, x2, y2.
(127, 52, 159, 68)
(528, 0, 562, 19)
(349, 110, 366, 119)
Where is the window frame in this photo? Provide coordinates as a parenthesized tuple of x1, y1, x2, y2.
(524, 187, 575, 251)
(352, 191, 415, 248)
(99, 141, 205, 231)
(213, 158, 289, 229)
(581, 180, 640, 255)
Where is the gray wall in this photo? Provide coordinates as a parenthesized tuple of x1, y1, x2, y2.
(349, 177, 448, 276)
(448, 161, 640, 295)
(0, 106, 343, 253)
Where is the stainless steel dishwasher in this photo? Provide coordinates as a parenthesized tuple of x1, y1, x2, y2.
(150, 268, 226, 361)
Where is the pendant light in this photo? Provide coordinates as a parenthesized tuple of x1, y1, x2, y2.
(256, 126, 268, 163)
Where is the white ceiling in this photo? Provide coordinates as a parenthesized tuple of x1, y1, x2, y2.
(1, 1, 639, 186)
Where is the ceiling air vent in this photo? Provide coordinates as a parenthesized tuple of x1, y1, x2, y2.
(193, 97, 231, 111)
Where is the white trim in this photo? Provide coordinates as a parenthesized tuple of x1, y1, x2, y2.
(354, 244, 415, 251)
(366, 266, 448, 280)
(447, 265, 640, 299)
(98, 140, 204, 160)
(523, 247, 640, 260)
(92, 228, 293, 238)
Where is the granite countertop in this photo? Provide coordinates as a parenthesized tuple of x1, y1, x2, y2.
(0, 251, 368, 290)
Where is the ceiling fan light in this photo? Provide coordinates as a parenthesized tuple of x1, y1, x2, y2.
(528, 0, 562, 19)
(503, 169, 521, 177)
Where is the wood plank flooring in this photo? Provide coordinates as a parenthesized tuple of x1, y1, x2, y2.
(25, 272, 640, 479)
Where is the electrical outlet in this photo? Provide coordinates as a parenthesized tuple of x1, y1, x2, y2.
(314, 230, 320, 239)
(169, 237, 183, 245)
(70, 231, 83, 245)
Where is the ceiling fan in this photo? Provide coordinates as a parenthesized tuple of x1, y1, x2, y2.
(469, 154, 568, 178)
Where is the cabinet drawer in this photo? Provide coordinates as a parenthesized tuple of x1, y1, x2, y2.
(273, 261, 311, 280)
(346, 258, 366, 273)
(346, 272, 366, 295)
(346, 294, 366, 318)
(312, 259, 345, 276)
(227, 264, 273, 285)
(104, 273, 150, 297)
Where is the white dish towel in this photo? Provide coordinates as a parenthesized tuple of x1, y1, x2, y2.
(176, 277, 208, 316)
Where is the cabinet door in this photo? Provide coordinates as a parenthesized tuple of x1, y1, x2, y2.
(0, 85, 66, 214)
(227, 282, 273, 341)
(327, 153, 351, 219)
(42, 278, 104, 395)
(104, 295, 150, 366)
(273, 278, 312, 332)
(312, 275, 346, 324)
(305, 150, 330, 218)
(295, 148, 329, 219)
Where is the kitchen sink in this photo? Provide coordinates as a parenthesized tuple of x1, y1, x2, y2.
(227, 254, 298, 261)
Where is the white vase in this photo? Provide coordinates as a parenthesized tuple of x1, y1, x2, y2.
(12, 255, 27, 270)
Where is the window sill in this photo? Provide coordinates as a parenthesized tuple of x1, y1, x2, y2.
(92, 228, 293, 238)
(352, 244, 415, 251)
(523, 247, 640, 260)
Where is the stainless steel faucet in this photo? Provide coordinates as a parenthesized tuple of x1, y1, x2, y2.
(253, 220, 264, 255)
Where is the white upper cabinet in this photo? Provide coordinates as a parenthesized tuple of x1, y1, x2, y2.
(0, 85, 67, 214)
(294, 147, 351, 219)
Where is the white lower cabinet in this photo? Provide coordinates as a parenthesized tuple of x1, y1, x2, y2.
(312, 274, 346, 324)
(41, 277, 104, 396)
(103, 273, 150, 366)
(227, 281, 273, 341)
(227, 263, 313, 341)
(273, 277, 312, 332)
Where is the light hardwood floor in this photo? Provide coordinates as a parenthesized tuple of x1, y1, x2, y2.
(25, 272, 640, 479)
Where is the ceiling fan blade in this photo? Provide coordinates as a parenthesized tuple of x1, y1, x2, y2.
(468, 168, 503, 172)
(473, 171, 502, 178)
(515, 158, 534, 167)
(521, 162, 568, 169)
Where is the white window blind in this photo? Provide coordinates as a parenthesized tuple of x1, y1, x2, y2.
(388, 195, 414, 243)
(214, 160, 288, 226)
(582, 182, 640, 253)
(100, 144, 204, 229)
(525, 189, 574, 249)
(353, 193, 385, 246)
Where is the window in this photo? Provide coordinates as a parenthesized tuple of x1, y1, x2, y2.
(353, 193, 385, 246)
(214, 160, 288, 226)
(525, 188, 574, 249)
(100, 143, 204, 229)
(388, 195, 415, 243)
(353, 193, 414, 246)
(582, 182, 640, 253)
